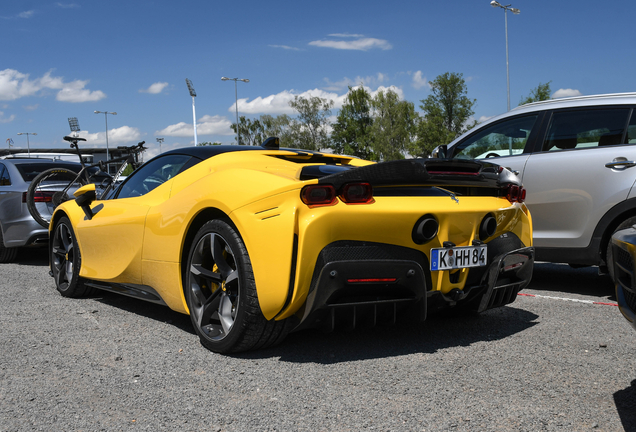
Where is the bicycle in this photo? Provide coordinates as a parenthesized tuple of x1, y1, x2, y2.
(26, 135, 146, 228)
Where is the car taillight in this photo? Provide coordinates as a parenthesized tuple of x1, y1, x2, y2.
(506, 184, 526, 203)
(301, 185, 337, 207)
(22, 191, 53, 203)
(339, 182, 374, 204)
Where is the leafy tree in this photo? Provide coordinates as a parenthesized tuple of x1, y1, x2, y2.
(330, 86, 373, 159)
(260, 114, 292, 147)
(198, 141, 223, 146)
(288, 95, 334, 150)
(519, 81, 552, 105)
(368, 89, 418, 161)
(230, 116, 264, 146)
(413, 72, 476, 156)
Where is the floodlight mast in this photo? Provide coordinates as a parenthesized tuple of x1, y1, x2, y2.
(94, 110, 117, 173)
(68, 117, 80, 137)
(156, 137, 164, 154)
(185, 78, 198, 146)
(16, 132, 37, 157)
(490, 1, 520, 111)
(221, 77, 250, 145)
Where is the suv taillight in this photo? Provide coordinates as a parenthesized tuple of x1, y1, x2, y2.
(22, 191, 53, 203)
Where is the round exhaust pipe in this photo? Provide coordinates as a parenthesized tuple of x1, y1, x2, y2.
(412, 214, 439, 244)
(479, 214, 497, 240)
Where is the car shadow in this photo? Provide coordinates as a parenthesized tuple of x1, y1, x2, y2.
(91, 290, 194, 335)
(614, 379, 636, 431)
(527, 262, 615, 300)
(241, 306, 539, 363)
(13, 246, 49, 267)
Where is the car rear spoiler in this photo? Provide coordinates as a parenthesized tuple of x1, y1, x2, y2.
(316, 158, 520, 189)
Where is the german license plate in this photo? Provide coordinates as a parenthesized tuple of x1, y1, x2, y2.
(430, 245, 487, 271)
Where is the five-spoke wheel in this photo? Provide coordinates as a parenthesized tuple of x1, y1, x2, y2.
(50, 216, 91, 297)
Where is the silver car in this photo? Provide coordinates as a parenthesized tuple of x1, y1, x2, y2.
(436, 92, 636, 278)
(0, 158, 82, 262)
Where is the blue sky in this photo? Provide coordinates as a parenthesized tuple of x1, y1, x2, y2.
(2, 0, 636, 159)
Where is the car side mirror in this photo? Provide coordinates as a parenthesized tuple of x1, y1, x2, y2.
(74, 183, 96, 220)
(431, 144, 447, 159)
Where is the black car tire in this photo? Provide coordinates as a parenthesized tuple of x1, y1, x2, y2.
(0, 228, 18, 263)
(50, 216, 93, 297)
(606, 216, 636, 282)
(185, 219, 292, 353)
(27, 168, 87, 228)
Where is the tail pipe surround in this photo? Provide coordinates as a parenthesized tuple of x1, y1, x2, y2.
(479, 213, 497, 241)
(412, 214, 439, 245)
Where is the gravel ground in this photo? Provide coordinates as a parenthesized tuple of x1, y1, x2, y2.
(1, 248, 635, 431)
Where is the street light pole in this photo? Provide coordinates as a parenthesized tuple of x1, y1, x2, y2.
(490, 1, 520, 111)
(16, 132, 37, 157)
(221, 77, 250, 145)
(156, 137, 164, 154)
(185, 79, 198, 146)
(94, 110, 117, 172)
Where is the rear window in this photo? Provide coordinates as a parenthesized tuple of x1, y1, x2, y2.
(14, 163, 81, 182)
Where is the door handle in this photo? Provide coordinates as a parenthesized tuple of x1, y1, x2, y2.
(605, 158, 636, 169)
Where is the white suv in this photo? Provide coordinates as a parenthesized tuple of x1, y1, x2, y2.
(435, 93, 636, 278)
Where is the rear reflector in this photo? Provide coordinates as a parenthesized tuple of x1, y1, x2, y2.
(347, 278, 397, 283)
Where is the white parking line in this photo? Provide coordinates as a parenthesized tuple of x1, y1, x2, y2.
(518, 292, 618, 306)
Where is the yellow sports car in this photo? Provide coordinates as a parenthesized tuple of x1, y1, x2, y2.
(50, 138, 534, 353)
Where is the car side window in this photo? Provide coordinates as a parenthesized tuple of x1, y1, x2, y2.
(116, 155, 192, 199)
(542, 108, 630, 152)
(0, 164, 10, 186)
(627, 110, 636, 144)
(452, 115, 538, 159)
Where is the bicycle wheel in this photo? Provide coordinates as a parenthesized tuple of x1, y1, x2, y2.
(27, 168, 87, 228)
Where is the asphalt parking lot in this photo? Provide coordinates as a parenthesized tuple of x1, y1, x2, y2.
(1, 248, 635, 432)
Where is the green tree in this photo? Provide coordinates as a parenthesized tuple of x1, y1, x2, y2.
(230, 116, 265, 146)
(413, 72, 476, 157)
(368, 89, 418, 161)
(198, 141, 223, 146)
(288, 95, 334, 150)
(260, 114, 292, 147)
(519, 81, 552, 105)
(330, 86, 373, 159)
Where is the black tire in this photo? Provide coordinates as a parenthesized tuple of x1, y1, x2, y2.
(50, 216, 93, 297)
(27, 168, 87, 228)
(0, 228, 18, 263)
(606, 216, 636, 282)
(185, 219, 292, 354)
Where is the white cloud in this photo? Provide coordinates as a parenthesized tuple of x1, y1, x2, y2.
(139, 82, 169, 94)
(268, 45, 302, 51)
(477, 115, 494, 123)
(0, 69, 106, 102)
(328, 33, 365, 38)
(0, 111, 15, 123)
(322, 73, 388, 91)
(309, 37, 392, 51)
(23, 104, 38, 111)
(56, 80, 106, 102)
(156, 115, 234, 137)
(56, 3, 80, 8)
(235, 85, 404, 115)
(76, 126, 142, 146)
(18, 11, 35, 18)
(552, 88, 582, 98)
(411, 71, 428, 90)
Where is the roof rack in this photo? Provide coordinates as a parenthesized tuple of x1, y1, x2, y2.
(514, 92, 636, 110)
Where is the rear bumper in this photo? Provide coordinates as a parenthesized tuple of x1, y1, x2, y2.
(295, 240, 534, 331)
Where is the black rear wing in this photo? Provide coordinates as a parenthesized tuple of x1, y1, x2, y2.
(316, 158, 520, 190)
